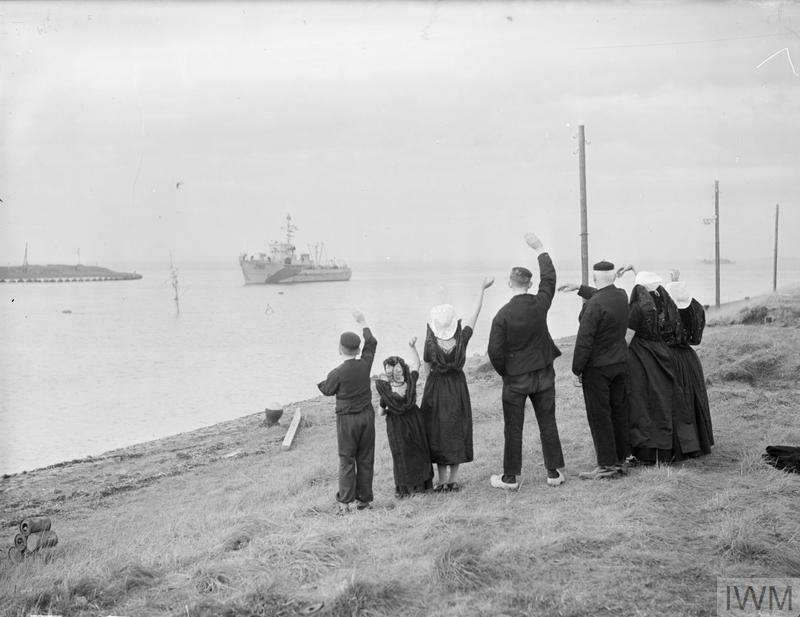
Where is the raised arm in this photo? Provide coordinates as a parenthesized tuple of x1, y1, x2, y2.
(407, 336, 421, 372)
(353, 309, 377, 368)
(525, 233, 556, 307)
(464, 276, 495, 331)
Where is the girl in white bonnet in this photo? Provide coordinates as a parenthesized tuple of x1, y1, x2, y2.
(420, 276, 494, 491)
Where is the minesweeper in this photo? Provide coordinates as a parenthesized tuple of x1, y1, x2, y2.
(239, 214, 352, 284)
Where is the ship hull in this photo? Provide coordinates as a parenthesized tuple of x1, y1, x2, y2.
(239, 259, 351, 284)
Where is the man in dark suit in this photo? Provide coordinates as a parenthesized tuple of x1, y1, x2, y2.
(487, 233, 566, 490)
(566, 261, 631, 479)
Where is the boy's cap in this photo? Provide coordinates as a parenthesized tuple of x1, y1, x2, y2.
(593, 260, 614, 271)
(340, 331, 361, 350)
(510, 266, 532, 285)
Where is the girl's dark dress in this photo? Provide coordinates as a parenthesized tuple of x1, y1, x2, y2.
(420, 320, 474, 465)
(375, 358, 434, 496)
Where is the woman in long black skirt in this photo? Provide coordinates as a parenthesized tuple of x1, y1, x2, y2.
(664, 281, 714, 458)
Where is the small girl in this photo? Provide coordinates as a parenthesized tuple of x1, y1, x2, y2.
(375, 338, 434, 498)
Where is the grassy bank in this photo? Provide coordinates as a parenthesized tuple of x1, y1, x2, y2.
(1, 290, 799, 617)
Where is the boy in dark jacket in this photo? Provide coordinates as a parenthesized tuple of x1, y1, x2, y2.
(317, 310, 378, 513)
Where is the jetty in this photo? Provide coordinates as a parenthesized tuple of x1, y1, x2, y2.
(0, 264, 142, 283)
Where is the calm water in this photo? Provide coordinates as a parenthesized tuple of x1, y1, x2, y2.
(1, 258, 796, 474)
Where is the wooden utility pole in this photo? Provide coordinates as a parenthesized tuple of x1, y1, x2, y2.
(578, 125, 588, 286)
(773, 203, 779, 291)
(714, 180, 720, 308)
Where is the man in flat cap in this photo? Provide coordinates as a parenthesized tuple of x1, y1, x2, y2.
(487, 232, 566, 490)
(318, 309, 378, 513)
(564, 260, 631, 479)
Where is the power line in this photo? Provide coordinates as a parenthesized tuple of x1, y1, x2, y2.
(572, 31, 785, 51)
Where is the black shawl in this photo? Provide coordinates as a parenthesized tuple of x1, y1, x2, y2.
(376, 356, 419, 416)
(629, 284, 681, 343)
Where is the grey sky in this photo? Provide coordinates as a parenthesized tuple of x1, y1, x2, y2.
(1, 1, 798, 267)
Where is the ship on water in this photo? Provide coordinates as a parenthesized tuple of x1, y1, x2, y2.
(239, 214, 352, 284)
(700, 258, 735, 265)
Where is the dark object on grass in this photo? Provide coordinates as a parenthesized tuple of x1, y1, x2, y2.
(263, 403, 284, 427)
(764, 445, 800, 474)
(20, 516, 51, 536)
(13, 533, 26, 550)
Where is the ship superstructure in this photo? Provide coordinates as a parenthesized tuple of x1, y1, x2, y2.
(239, 214, 352, 284)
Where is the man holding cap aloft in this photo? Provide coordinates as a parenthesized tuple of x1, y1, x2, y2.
(487, 232, 566, 490)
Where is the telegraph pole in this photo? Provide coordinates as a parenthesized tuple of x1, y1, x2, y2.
(578, 125, 588, 286)
(773, 203, 779, 291)
(714, 180, 720, 308)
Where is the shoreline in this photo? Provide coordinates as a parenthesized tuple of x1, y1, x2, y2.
(1, 288, 795, 480)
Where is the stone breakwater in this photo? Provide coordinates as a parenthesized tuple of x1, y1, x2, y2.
(0, 265, 142, 283)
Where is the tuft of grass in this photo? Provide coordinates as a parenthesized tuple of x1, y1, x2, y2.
(737, 305, 770, 325)
(292, 532, 346, 580)
(714, 350, 781, 384)
(237, 584, 305, 616)
(111, 562, 161, 593)
(713, 509, 800, 576)
(327, 579, 414, 617)
(431, 536, 497, 592)
(178, 582, 304, 617)
(69, 575, 103, 601)
(218, 517, 272, 552)
(700, 325, 800, 386)
(11, 588, 68, 617)
(301, 463, 335, 489)
(192, 564, 237, 594)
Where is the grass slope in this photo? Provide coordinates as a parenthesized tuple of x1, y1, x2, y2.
(1, 291, 799, 617)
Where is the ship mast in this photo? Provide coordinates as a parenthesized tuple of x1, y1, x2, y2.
(284, 213, 298, 245)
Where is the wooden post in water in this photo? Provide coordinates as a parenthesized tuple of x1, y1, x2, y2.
(169, 251, 180, 315)
(714, 180, 720, 308)
(773, 203, 779, 292)
(578, 125, 589, 286)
